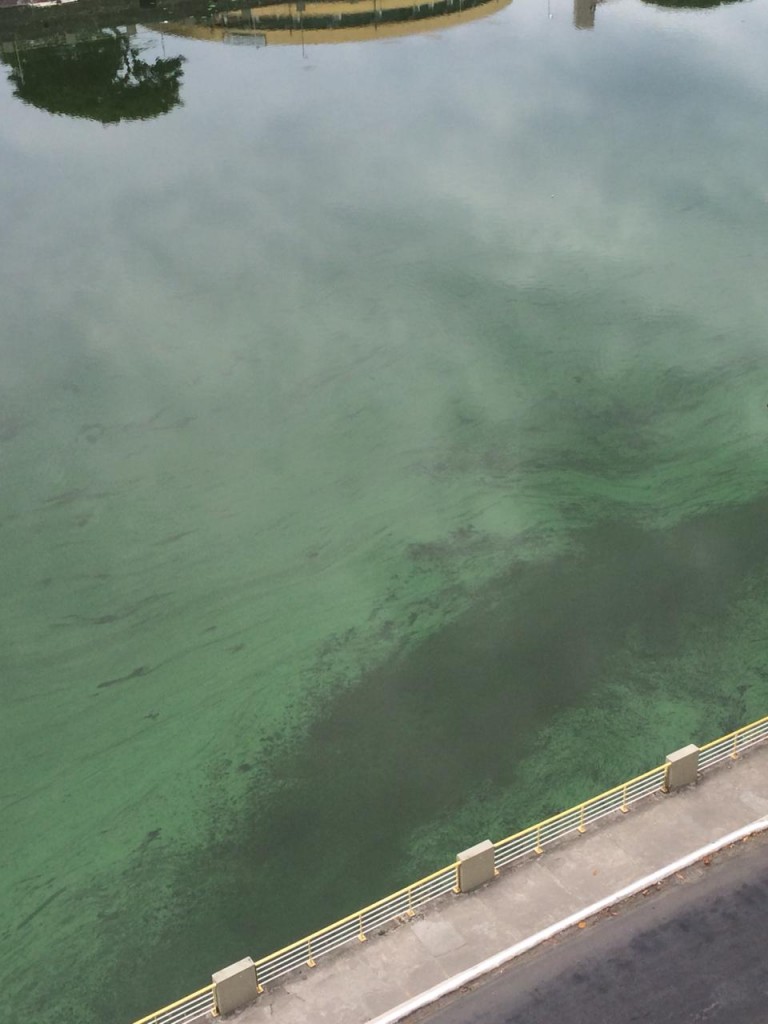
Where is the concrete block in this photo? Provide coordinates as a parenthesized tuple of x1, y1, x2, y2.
(456, 839, 496, 893)
(666, 744, 700, 790)
(213, 956, 260, 1015)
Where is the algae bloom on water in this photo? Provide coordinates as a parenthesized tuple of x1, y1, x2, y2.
(1, 0, 768, 1021)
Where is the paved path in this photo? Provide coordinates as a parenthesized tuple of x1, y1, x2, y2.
(412, 827, 768, 1024)
(226, 743, 768, 1024)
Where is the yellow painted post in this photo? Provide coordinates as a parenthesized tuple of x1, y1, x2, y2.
(731, 732, 740, 760)
(358, 913, 367, 942)
(407, 886, 415, 917)
(620, 784, 629, 813)
(535, 825, 543, 854)
(578, 804, 586, 833)
(307, 938, 316, 968)
(254, 964, 264, 995)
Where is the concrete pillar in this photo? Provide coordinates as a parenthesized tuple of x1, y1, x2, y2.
(212, 957, 260, 1016)
(665, 744, 700, 791)
(456, 839, 496, 893)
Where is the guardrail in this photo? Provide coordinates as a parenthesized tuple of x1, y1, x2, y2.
(493, 762, 667, 868)
(131, 712, 768, 1024)
(130, 986, 213, 1024)
(254, 861, 458, 989)
(699, 715, 768, 771)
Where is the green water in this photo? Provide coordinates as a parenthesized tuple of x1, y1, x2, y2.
(1, 0, 768, 1019)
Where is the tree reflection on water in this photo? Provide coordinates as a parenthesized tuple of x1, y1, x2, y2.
(5, 28, 184, 122)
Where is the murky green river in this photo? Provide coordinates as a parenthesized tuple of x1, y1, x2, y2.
(1, 0, 767, 1018)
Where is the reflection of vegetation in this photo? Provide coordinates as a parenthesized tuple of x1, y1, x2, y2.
(213, 0, 495, 32)
(642, 0, 741, 8)
(7, 30, 185, 123)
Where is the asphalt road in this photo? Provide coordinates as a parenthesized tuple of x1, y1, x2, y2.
(414, 831, 768, 1024)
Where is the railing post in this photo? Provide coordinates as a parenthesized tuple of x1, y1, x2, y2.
(664, 744, 700, 791)
(578, 804, 586, 833)
(534, 825, 543, 854)
(620, 783, 629, 813)
(358, 913, 367, 942)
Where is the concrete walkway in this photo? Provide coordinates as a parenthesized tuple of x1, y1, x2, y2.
(225, 743, 768, 1024)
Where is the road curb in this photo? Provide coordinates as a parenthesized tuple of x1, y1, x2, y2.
(365, 816, 768, 1024)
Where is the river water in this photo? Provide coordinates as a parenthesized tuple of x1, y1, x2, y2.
(1, 0, 767, 1020)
